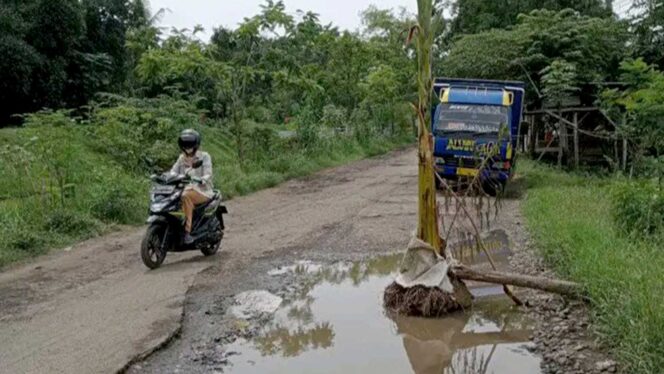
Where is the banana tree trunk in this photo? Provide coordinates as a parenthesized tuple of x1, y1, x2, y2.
(415, 0, 441, 255)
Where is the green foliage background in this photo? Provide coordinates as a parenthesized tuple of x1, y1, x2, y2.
(0, 1, 418, 266)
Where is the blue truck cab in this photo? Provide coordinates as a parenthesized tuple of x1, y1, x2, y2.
(432, 78, 525, 194)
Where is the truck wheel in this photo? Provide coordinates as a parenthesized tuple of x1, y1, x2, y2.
(141, 224, 168, 269)
(482, 179, 504, 197)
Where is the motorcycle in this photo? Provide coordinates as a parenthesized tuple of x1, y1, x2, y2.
(141, 159, 227, 269)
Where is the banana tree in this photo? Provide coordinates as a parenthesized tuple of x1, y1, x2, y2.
(413, 0, 441, 254)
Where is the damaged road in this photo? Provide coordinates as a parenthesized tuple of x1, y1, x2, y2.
(0, 148, 417, 374)
(0, 148, 618, 374)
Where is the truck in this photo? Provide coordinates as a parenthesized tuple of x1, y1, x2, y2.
(431, 78, 525, 195)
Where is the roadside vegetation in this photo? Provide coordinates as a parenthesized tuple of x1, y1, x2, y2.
(520, 159, 664, 374)
(0, 96, 411, 267)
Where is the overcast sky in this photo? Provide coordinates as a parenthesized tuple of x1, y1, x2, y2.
(149, 1, 630, 40)
(149, 0, 417, 38)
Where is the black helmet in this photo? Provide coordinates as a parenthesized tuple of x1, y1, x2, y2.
(178, 129, 201, 152)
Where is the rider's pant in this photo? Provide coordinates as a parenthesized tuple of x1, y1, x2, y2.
(182, 189, 210, 233)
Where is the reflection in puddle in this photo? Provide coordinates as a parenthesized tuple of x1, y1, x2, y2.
(226, 252, 541, 374)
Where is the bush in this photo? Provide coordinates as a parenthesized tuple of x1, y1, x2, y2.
(44, 209, 102, 236)
(6, 227, 46, 254)
(87, 96, 202, 173)
(611, 180, 664, 236)
(18, 117, 87, 206)
(22, 109, 76, 128)
(294, 106, 320, 150)
(145, 139, 179, 173)
(244, 121, 280, 162)
(320, 104, 348, 130)
(0, 143, 39, 200)
(90, 183, 145, 224)
(90, 105, 181, 173)
(247, 105, 275, 124)
(393, 101, 416, 135)
(349, 106, 372, 144)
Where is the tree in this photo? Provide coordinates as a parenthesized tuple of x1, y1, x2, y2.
(446, 0, 613, 37)
(135, 30, 230, 114)
(518, 9, 627, 83)
(441, 28, 528, 80)
(442, 9, 628, 106)
(630, 0, 664, 69)
(125, 1, 162, 90)
(541, 59, 579, 166)
(541, 59, 579, 108)
(602, 58, 664, 174)
(0, 2, 42, 123)
(25, 0, 85, 112)
(0, 0, 154, 124)
(360, 65, 401, 134)
(80, 0, 153, 92)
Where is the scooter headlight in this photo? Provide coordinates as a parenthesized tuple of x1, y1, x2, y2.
(150, 194, 179, 212)
(150, 201, 170, 212)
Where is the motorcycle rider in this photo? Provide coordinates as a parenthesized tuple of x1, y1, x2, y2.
(171, 129, 214, 245)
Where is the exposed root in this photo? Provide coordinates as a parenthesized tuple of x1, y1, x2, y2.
(383, 282, 463, 318)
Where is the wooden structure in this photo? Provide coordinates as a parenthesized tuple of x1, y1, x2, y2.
(520, 106, 626, 169)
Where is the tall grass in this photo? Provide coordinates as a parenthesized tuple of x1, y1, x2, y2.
(519, 159, 664, 374)
(0, 99, 412, 268)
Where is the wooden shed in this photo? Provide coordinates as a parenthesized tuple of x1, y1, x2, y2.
(518, 84, 628, 170)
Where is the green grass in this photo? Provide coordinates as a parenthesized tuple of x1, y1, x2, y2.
(518, 159, 664, 374)
(0, 104, 412, 268)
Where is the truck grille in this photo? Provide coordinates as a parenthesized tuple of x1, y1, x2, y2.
(443, 156, 480, 169)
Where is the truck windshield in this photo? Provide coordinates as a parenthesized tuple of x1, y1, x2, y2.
(435, 104, 508, 134)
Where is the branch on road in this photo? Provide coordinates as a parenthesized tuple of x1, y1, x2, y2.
(450, 264, 583, 299)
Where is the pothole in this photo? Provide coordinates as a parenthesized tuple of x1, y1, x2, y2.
(222, 243, 541, 374)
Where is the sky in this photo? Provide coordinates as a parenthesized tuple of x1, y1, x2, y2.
(149, 0, 631, 40)
(149, 0, 417, 39)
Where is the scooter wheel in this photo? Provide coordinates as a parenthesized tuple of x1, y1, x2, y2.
(201, 240, 220, 256)
(141, 224, 168, 269)
(201, 221, 223, 257)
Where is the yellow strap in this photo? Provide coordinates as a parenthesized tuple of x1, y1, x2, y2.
(441, 89, 449, 103)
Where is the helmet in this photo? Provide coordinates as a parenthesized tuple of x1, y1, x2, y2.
(178, 129, 201, 153)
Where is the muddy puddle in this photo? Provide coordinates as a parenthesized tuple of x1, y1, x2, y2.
(225, 232, 541, 374)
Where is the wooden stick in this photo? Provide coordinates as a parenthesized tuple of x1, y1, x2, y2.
(435, 173, 524, 306)
(451, 265, 583, 299)
(573, 112, 579, 169)
(557, 109, 564, 167)
(622, 137, 628, 172)
(537, 135, 556, 162)
(525, 107, 599, 115)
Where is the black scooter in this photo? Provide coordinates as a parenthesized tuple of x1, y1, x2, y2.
(141, 159, 227, 269)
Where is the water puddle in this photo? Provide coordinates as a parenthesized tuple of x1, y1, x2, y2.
(225, 234, 541, 374)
